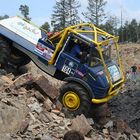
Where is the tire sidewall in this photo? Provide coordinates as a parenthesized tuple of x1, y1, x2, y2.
(59, 83, 91, 116)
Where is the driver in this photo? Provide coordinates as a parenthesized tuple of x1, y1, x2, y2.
(70, 39, 83, 58)
(70, 39, 89, 63)
(90, 46, 101, 66)
(70, 43, 82, 58)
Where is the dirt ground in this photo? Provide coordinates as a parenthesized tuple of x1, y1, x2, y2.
(109, 43, 140, 132)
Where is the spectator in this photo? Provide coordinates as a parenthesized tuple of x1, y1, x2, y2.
(131, 64, 137, 82)
(63, 130, 85, 140)
(125, 70, 131, 80)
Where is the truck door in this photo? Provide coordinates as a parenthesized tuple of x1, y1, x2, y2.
(55, 35, 89, 78)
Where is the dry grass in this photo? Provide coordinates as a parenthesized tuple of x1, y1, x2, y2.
(119, 43, 140, 72)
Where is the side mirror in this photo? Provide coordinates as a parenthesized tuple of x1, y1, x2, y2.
(80, 52, 88, 64)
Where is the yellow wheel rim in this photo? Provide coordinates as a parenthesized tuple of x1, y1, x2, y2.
(62, 91, 80, 111)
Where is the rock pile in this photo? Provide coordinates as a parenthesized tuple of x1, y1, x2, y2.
(0, 71, 139, 140)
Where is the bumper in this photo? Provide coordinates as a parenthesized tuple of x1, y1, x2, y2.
(91, 86, 122, 104)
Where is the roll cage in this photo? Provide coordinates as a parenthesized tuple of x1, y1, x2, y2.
(49, 23, 124, 102)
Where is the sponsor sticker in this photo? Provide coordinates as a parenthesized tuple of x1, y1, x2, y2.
(34, 43, 54, 60)
(75, 70, 84, 77)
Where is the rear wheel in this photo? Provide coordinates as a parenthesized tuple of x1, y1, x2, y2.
(0, 36, 31, 68)
(59, 82, 91, 116)
(9, 47, 31, 67)
(0, 36, 10, 68)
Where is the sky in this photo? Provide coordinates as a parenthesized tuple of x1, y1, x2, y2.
(0, 0, 140, 26)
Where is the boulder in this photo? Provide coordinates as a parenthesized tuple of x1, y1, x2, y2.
(34, 76, 59, 100)
(70, 114, 92, 136)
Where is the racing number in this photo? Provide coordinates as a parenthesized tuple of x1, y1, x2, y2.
(62, 65, 71, 75)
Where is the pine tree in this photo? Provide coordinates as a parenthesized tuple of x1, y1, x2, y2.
(0, 15, 9, 20)
(66, 0, 80, 26)
(118, 19, 140, 43)
(51, 0, 68, 31)
(122, 21, 129, 42)
(101, 16, 119, 35)
(51, 0, 80, 31)
(19, 5, 31, 21)
(83, 0, 107, 26)
(129, 19, 138, 42)
(137, 23, 140, 42)
(41, 22, 50, 32)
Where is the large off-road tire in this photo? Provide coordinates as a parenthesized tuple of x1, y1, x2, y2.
(0, 36, 31, 68)
(0, 36, 11, 68)
(59, 82, 91, 116)
(9, 47, 31, 67)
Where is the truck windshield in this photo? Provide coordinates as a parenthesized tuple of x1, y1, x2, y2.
(89, 44, 113, 67)
(89, 47, 102, 67)
(101, 44, 111, 62)
(101, 39, 119, 65)
(77, 32, 119, 67)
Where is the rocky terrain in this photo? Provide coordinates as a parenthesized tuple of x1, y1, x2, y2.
(109, 43, 140, 133)
(0, 43, 140, 140)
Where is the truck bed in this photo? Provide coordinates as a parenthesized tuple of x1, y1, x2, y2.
(0, 16, 56, 75)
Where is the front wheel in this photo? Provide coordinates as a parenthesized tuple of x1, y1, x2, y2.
(59, 82, 91, 116)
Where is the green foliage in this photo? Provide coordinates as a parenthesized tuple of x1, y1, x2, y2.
(66, 0, 81, 25)
(118, 19, 140, 43)
(100, 17, 140, 43)
(0, 15, 9, 20)
(19, 5, 31, 21)
(100, 16, 119, 35)
(83, 0, 107, 26)
(41, 22, 50, 32)
(98, 16, 140, 43)
(51, 0, 67, 31)
(51, 0, 80, 31)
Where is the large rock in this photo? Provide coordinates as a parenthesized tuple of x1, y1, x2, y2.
(114, 118, 134, 134)
(70, 114, 92, 136)
(34, 76, 59, 100)
(0, 134, 11, 140)
(9, 73, 34, 89)
(91, 103, 111, 125)
(0, 101, 27, 133)
(28, 101, 43, 114)
(34, 91, 45, 102)
(43, 97, 53, 111)
(1, 75, 13, 85)
(19, 120, 29, 134)
(0, 76, 9, 90)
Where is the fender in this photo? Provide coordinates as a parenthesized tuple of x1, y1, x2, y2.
(64, 77, 95, 98)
